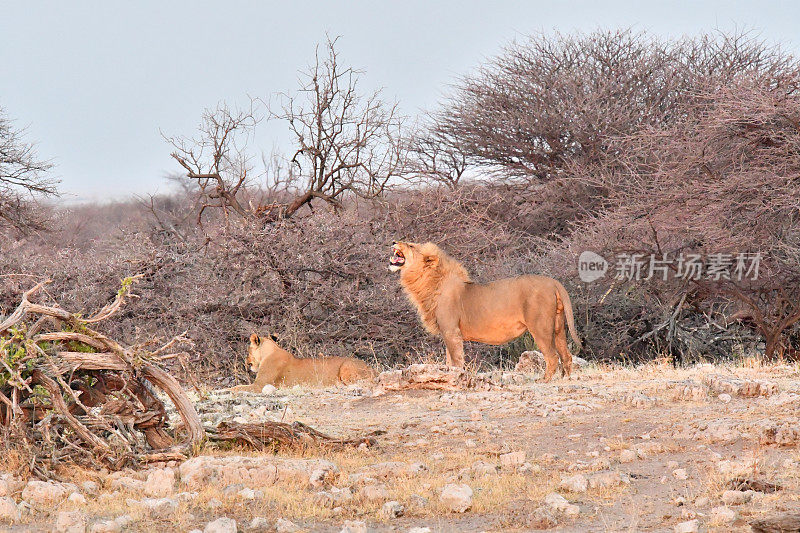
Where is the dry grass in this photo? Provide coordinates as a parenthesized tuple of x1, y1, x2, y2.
(4, 359, 800, 531)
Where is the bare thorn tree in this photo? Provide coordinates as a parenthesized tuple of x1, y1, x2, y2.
(0, 107, 57, 233)
(271, 36, 406, 218)
(165, 102, 261, 224)
(406, 114, 469, 189)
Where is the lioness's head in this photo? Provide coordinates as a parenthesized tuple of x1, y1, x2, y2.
(247, 333, 280, 373)
(389, 241, 440, 272)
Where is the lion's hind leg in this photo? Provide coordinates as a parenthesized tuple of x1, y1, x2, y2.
(339, 361, 377, 384)
(554, 306, 573, 378)
(524, 309, 559, 382)
(338, 362, 359, 385)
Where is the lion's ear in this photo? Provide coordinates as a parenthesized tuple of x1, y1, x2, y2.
(423, 254, 439, 267)
(270, 334, 279, 343)
(250, 333, 260, 345)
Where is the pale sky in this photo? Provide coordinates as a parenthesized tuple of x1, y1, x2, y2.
(2, 1, 799, 202)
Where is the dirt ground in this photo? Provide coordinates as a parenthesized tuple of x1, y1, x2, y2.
(2, 359, 800, 532)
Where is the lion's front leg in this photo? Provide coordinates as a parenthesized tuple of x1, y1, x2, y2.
(442, 330, 465, 368)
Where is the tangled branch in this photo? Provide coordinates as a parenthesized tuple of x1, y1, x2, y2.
(0, 277, 204, 472)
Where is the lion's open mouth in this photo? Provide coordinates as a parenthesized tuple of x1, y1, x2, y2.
(389, 250, 405, 267)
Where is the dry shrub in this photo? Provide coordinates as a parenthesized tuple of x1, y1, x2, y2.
(3, 30, 798, 379)
(1, 186, 542, 383)
(429, 29, 800, 362)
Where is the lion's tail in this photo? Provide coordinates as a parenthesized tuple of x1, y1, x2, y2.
(555, 280, 582, 352)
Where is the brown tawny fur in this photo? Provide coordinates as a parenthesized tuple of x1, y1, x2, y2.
(391, 241, 581, 381)
(232, 334, 376, 391)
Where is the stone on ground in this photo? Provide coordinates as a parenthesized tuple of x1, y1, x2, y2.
(439, 484, 473, 513)
(203, 517, 237, 533)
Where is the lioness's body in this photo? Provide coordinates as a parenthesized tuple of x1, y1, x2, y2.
(233, 334, 376, 391)
(390, 241, 581, 381)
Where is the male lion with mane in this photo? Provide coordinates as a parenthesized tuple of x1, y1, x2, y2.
(232, 334, 376, 391)
(389, 241, 581, 381)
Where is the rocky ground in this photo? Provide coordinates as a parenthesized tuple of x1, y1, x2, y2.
(1, 358, 799, 532)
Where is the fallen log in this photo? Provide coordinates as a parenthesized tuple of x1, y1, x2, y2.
(750, 513, 800, 533)
(375, 363, 493, 392)
(728, 477, 782, 493)
(207, 420, 377, 450)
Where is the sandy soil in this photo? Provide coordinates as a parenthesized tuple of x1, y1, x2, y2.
(2, 360, 799, 532)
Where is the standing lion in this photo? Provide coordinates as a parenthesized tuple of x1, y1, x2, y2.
(389, 241, 581, 381)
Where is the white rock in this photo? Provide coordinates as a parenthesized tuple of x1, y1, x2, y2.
(312, 491, 338, 508)
(439, 484, 473, 513)
(717, 459, 754, 476)
(275, 518, 300, 533)
(673, 519, 699, 533)
(381, 500, 404, 518)
(144, 468, 176, 497)
(0, 475, 24, 496)
(721, 490, 752, 505)
(22, 480, 68, 507)
(408, 528, 432, 533)
(81, 481, 99, 495)
(247, 517, 271, 531)
(204, 517, 237, 533)
(261, 384, 277, 394)
(718, 393, 732, 403)
(55, 510, 86, 533)
(360, 484, 389, 502)
(559, 474, 588, 493)
(673, 468, 689, 480)
(500, 451, 526, 467)
(710, 505, 737, 524)
(238, 488, 262, 500)
(471, 461, 499, 477)
(519, 462, 541, 474)
(340, 520, 367, 533)
(544, 492, 580, 516)
(515, 350, 546, 373)
(176, 491, 198, 502)
(114, 515, 133, 528)
(589, 470, 630, 489)
(68, 492, 87, 505)
(0, 496, 20, 522)
(207, 498, 222, 510)
(619, 449, 637, 463)
(544, 492, 568, 508)
(108, 476, 144, 493)
(591, 458, 611, 470)
(310, 468, 328, 488)
(88, 520, 122, 533)
(132, 497, 178, 518)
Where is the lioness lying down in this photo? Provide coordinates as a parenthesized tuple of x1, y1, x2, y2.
(390, 241, 581, 381)
(232, 334, 376, 391)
